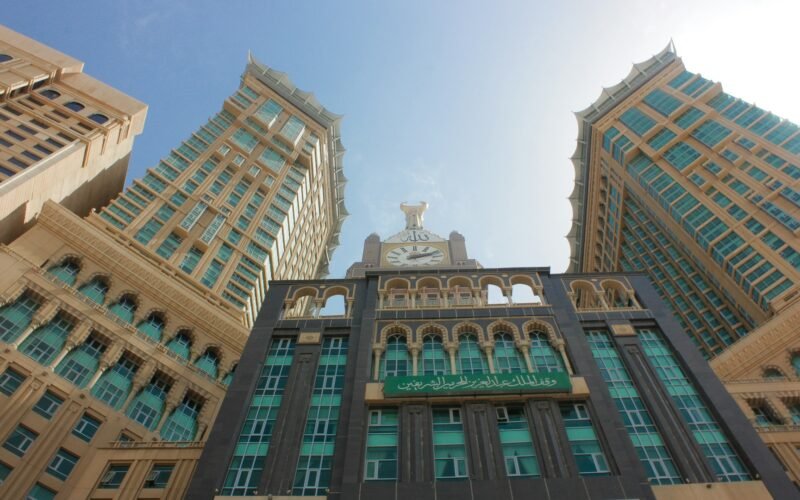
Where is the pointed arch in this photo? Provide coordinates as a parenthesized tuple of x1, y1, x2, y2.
(47, 256, 82, 286)
(377, 323, 412, 347)
(570, 280, 599, 310)
(77, 275, 111, 305)
(108, 293, 139, 324)
(194, 346, 221, 378)
(487, 320, 521, 343)
(136, 310, 167, 342)
(166, 329, 194, 360)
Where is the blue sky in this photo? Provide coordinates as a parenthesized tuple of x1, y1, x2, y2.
(6, 1, 799, 277)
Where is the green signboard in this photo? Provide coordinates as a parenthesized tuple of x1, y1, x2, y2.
(382, 372, 572, 398)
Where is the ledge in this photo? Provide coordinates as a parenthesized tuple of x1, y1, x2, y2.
(652, 480, 770, 500)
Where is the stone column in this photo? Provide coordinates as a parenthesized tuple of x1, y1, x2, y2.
(447, 345, 458, 374)
(87, 344, 123, 388)
(12, 300, 61, 348)
(156, 383, 187, 435)
(372, 347, 383, 381)
(552, 338, 574, 374)
(122, 361, 156, 411)
(410, 346, 420, 376)
(49, 320, 93, 368)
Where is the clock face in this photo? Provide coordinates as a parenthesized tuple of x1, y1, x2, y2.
(386, 245, 445, 267)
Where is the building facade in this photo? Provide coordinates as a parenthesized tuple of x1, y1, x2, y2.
(190, 208, 794, 499)
(0, 44, 345, 500)
(0, 24, 147, 244)
(567, 42, 800, 359)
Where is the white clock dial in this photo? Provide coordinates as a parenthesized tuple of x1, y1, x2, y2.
(386, 245, 445, 267)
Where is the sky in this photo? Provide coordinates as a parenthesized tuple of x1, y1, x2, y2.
(6, 0, 800, 277)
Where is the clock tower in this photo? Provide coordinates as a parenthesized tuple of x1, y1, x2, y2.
(346, 202, 480, 277)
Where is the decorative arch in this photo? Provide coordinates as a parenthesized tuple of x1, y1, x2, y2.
(377, 323, 413, 347)
(509, 274, 537, 288)
(452, 321, 485, 343)
(321, 285, 349, 302)
(763, 366, 786, 379)
(487, 320, 521, 343)
(570, 280, 600, 310)
(600, 279, 636, 308)
(447, 276, 473, 289)
(166, 328, 195, 360)
(479, 275, 506, 289)
(47, 255, 83, 286)
(136, 310, 168, 342)
(107, 292, 139, 324)
(319, 291, 347, 317)
(77, 274, 111, 304)
(383, 278, 411, 291)
(290, 287, 319, 303)
(522, 319, 559, 343)
(194, 345, 222, 378)
(416, 322, 448, 342)
(416, 276, 443, 290)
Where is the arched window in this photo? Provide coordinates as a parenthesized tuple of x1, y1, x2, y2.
(64, 101, 85, 112)
(166, 330, 192, 360)
(792, 354, 800, 377)
(511, 283, 538, 304)
(47, 259, 81, 286)
(0, 291, 41, 343)
(457, 334, 488, 375)
(493, 333, 524, 373)
(421, 334, 448, 375)
(55, 333, 106, 388)
(572, 282, 598, 310)
(380, 335, 410, 379)
(40, 89, 60, 99)
(88, 113, 109, 124)
(91, 354, 139, 410)
(764, 368, 785, 379)
(160, 395, 202, 441)
(136, 312, 165, 342)
(0, 54, 12, 63)
(20, 312, 74, 366)
(222, 363, 237, 386)
(108, 295, 137, 324)
(486, 284, 507, 305)
(126, 374, 171, 430)
(319, 294, 345, 316)
(78, 277, 109, 304)
(195, 349, 219, 378)
(529, 332, 564, 373)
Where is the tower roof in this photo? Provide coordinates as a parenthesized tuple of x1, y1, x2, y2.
(245, 53, 348, 277)
(566, 42, 677, 271)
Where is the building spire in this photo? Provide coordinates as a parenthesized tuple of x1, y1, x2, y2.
(400, 201, 428, 229)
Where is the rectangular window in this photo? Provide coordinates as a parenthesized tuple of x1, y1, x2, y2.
(46, 448, 79, 481)
(644, 89, 682, 116)
(179, 202, 208, 231)
(33, 391, 64, 419)
(364, 408, 399, 480)
(692, 120, 732, 147)
(3, 425, 37, 456)
(663, 141, 701, 171)
(26, 483, 55, 500)
(144, 464, 174, 488)
(133, 219, 163, 245)
(647, 128, 676, 151)
(497, 405, 540, 477)
(559, 402, 610, 476)
(0, 461, 11, 484)
(232, 128, 258, 153)
(432, 407, 468, 479)
(155, 233, 183, 259)
(72, 413, 102, 442)
(0, 368, 26, 396)
(180, 247, 204, 274)
(619, 107, 655, 137)
(258, 148, 285, 174)
(98, 464, 130, 489)
(674, 107, 704, 129)
(201, 214, 226, 244)
(200, 259, 224, 288)
(255, 99, 283, 127)
(280, 116, 306, 143)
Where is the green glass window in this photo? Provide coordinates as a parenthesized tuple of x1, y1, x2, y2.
(201, 259, 224, 288)
(256, 99, 283, 126)
(166, 331, 192, 360)
(379, 335, 410, 379)
(47, 260, 80, 286)
(144, 464, 174, 489)
(26, 483, 55, 500)
(258, 148, 285, 174)
(585, 331, 680, 484)
(108, 295, 137, 324)
(72, 413, 101, 442)
(20, 312, 74, 366)
(222, 338, 295, 495)
(497, 405, 539, 477)
(293, 337, 348, 495)
(433, 407, 468, 479)
(457, 334, 488, 375)
(55, 334, 105, 388)
(647, 128, 676, 151)
(78, 277, 109, 304)
(180, 247, 204, 274)
(3, 425, 37, 456)
(751, 402, 781, 426)
(0, 367, 26, 396)
(364, 408, 398, 480)
(134, 218, 163, 245)
(493, 333, 524, 373)
(194, 349, 219, 378)
(638, 328, 751, 481)
(529, 332, 564, 372)
(156, 232, 183, 259)
(421, 334, 448, 375)
(160, 395, 202, 441)
(33, 391, 64, 419)
(136, 313, 165, 342)
(0, 292, 40, 342)
(0, 462, 11, 484)
(91, 355, 139, 409)
(663, 141, 701, 171)
(98, 464, 129, 489)
(692, 120, 731, 147)
(126, 375, 170, 430)
(559, 402, 610, 476)
(46, 448, 79, 480)
(222, 364, 236, 386)
(644, 89, 682, 116)
(674, 107, 704, 129)
(619, 107, 655, 137)
(232, 128, 258, 153)
(280, 116, 306, 143)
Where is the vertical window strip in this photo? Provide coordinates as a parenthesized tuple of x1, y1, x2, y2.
(421, 335, 448, 375)
(20, 312, 74, 366)
(559, 402, 610, 476)
(0, 292, 40, 343)
(292, 337, 348, 495)
(497, 405, 540, 477)
(379, 335, 410, 379)
(364, 408, 399, 480)
(433, 407, 468, 479)
(457, 335, 488, 375)
(55, 335, 105, 388)
(585, 330, 681, 485)
(492, 333, 524, 373)
(638, 328, 751, 481)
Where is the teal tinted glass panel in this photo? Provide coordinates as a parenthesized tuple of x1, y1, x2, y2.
(136, 314, 164, 342)
(559, 402, 610, 476)
(619, 108, 655, 137)
(47, 261, 80, 286)
(98, 464, 129, 488)
(498, 406, 539, 477)
(26, 483, 55, 500)
(663, 142, 701, 171)
(280, 116, 305, 143)
(55, 335, 105, 388)
(493, 333, 525, 373)
(648, 128, 676, 150)
(0, 368, 26, 396)
(134, 219, 163, 245)
(644, 89, 682, 116)
(674, 107, 704, 129)
(194, 350, 219, 378)
(3, 426, 37, 456)
(585, 330, 680, 484)
(166, 332, 192, 360)
(364, 408, 398, 480)
(20, 313, 74, 366)
(638, 328, 751, 481)
(421, 335, 448, 375)
(144, 464, 174, 488)
(433, 407, 468, 479)
(692, 120, 731, 147)
(78, 278, 109, 304)
(180, 247, 204, 274)
(108, 296, 137, 323)
(160, 396, 202, 441)
(126, 377, 169, 430)
(457, 334, 488, 375)
(221, 338, 295, 495)
(292, 338, 348, 495)
(529, 332, 564, 372)
(46, 448, 79, 480)
(72, 413, 101, 442)
(255, 99, 282, 126)
(0, 292, 40, 342)
(379, 335, 410, 379)
(32, 391, 64, 419)
(91, 356, 138, 409)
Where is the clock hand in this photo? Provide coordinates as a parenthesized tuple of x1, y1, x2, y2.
(407, 251, 437, 260)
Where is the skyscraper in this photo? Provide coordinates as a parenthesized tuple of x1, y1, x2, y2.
(189, 205, 794, 499)
(0, 30, 345, 500)
(568, 42, 800, 359)
(0, 25, 147, 243)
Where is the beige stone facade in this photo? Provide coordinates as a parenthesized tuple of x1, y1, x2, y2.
(0, 28, 345, 499)
(0, 24, 147, 244)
